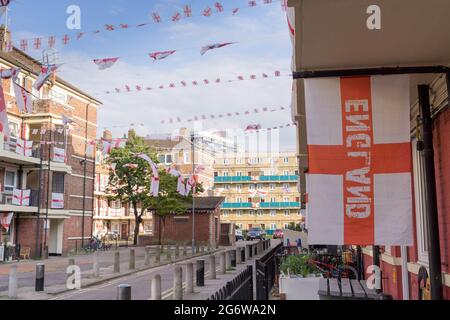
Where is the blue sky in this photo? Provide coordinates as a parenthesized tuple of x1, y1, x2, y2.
(6, 0, 295, 150)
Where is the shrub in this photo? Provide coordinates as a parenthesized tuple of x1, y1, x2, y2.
(280, 254, 319, 277)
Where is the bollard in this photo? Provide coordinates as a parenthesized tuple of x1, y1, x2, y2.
(150, 274, 162, 300)
(225, 251, 231, 269)
(113, 251, 120, 273)
(230, 250, 236, 268)
(93, 251, 100, 277)
(129, 249, 135, 270)
(155, 246, 161, 263)
(117, 284, 131, 300)
(186, 263, 194, 294)
(67, 258, 75, 281)
(236, 247, 242, 264)
(173, 266, 183, 300)
(241, 247, 246, 262)
(144, 247, 151, 266)
(196, 260, 205, 286)
(175, 244, 180, 258)
(35, 263, 45, 292)
(245, 245, 250, 261)
(208, 255, 216, 280)
(219, 252, 226, 275)
(8, 264, 18, 299)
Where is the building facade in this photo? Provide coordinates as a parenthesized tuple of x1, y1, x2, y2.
(0, 28, 101, 260)
(213, 152, 303, 231)
(287, 0, 450, 299)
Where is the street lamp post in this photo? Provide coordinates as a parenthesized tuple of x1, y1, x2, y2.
(191, 133, 196, 254)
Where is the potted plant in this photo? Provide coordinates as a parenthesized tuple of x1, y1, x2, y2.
(278, 254, 322, 300)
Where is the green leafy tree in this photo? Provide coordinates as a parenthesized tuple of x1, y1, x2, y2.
(106, 134, 156, 245)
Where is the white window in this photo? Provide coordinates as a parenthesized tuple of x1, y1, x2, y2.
(236, 184, 242, 192)
(236, 171, 242, 176)
(270, 197, 276, 203)
(165, 154, 173, 164)
(236, 158, 243, 164)
(283, 196, 290, 202)
(236, 197, 242, 203)
(238, 223, 243, 229)
(269, 184, 276, 190)
(283, 170, 289, 175)
(284, 210, 290, 216)
(270, 223, 277, 229)
(224, 185, 230, 190)
(111, 200, 121, 209)
(283, 223, 289, 229)
(412, 139, 429, 264)
(257, 184, 263, 190)
(236, 210, 242, 217)
(222, 171, 229, 176)
(48, 86, 68, 105)
(283, 183, 289, 189)
(4, 170, 17, 192)
(183, 152, 190, 164)
(249, 184, 255, 190)
(270, 210, 276, 217)
(283, 157, 289, 163)
(257, 210, 263, 216)
(222, 211, 229, 217)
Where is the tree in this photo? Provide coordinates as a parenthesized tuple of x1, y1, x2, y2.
(106, 134, 155, 245)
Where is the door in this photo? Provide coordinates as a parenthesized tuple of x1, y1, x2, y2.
(48, 219, 63, 256)
(120, 223, 128, 240)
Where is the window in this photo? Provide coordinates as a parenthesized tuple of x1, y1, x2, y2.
(238, 223, 243, 229)
(249, 184, 255, 190)
(223, 158, 230, 165)
(222, 211, 229, 217)
(284, 210, 290, 216)
(183, 152, 190, 164)
(257, 184, 263, 190)
(283, 196, 290, 202)
(412, 139, 429, 264)
(270, 210, 276, 216)
(270, 223, 277, 229)
(158, 155, 165, 163)
(283, 223, 289, 229)
(269, 184, 276, 190)
(236, 171, 242, 176)
(236, 197, 242, 203)
(110, 200, 121, 209)
(51, 172, 65, 193)
(222, 171, 229, 176)
(236, 211, 242, 217)
(236, 184, 242, 191)
(283, 170, 289, 176)
(283, 183, 289, 189)
(257, 210, 263, 216)
(283, 157, 289, 164)
(214, 172, 218, 177)
(270, 197, 276, 203)
(165, 154, 173, 164)
(4, 171, 16, 192)
(224, 185, 230, 190)
(236, 158, 243, 164)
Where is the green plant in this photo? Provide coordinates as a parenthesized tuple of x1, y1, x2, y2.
(279, 254, 319, 277)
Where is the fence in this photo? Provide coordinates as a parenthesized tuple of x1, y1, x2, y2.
(208, 265, 254, 300)
(256, 242, 283, 300)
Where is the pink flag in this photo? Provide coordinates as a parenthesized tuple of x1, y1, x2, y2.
(215, 2, 224, 12)
(183, 5, 192, 17)
(33, 64, 60, 91)
(93, 57, 119, 70)
(203, 7, 212, 16)
(0, 79, 10, 140)
(200, 42, 235, 55)
(245, 124, 261, 131)
(0, 213, 13, 232)
(152, 12, 162, 23)
(149, 50, 176, 61)
(171, 12, 181, 22)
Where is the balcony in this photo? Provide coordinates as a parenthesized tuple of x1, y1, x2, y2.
(221, 202, 253, 209)
(0, 137, 42, 165)
(0, 190, 39, 212)
(259, 202, 300, 208)
(259, 175, 299, 182)
(214, 176, 252, 183)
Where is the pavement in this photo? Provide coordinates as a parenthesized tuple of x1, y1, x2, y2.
(0, 244, 222, 300)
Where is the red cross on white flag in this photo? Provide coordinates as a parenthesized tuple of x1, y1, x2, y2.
(183, 5, 192, 17)
(215, 2, 224, 12)
(12, 189, 31, 206)
(304, 75, 413, 246)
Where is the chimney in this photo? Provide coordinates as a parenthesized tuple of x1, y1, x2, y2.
(0, 25, 11, 52)
(103, 130, 112, 140)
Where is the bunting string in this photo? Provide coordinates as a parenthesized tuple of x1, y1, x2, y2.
(8, 0, 286, 53)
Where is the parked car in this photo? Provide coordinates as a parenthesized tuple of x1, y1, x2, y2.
(235, 229, 244, 241)
(273, 229, 284, 239)
(246, 227, 266, 240)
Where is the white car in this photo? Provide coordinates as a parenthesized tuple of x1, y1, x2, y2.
(235, 229, 244, 241)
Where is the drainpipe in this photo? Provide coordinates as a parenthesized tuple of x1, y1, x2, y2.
(400, 246, 410, 300)
(81, 100, 93, 248)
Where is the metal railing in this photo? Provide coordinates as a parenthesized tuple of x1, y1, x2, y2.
(208, 265, 254, 300)
(256, 242, 283, 300)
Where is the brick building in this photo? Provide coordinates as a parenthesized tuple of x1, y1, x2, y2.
(287, 0, 450, 299)
(0, 27, 101, 260)
(147, 197, 224, 246)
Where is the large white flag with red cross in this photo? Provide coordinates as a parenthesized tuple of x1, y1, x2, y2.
(304, 75, 413, 246)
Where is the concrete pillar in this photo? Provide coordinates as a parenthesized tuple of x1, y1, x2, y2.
(226, 251, 232, 269)
(230, 250, 236, 267)
(8, 264, 18, 299)
(166, 249, 172, 262)
(155, 246, 161, 263)
(196, 260, 205, 286)
(196, 245, 200, 254)
(209, 255, 216, 280)
(113, 251, 120, 273)
(117, 284, 131, 300)
(175, 244, 180, 258)
(67, 258, 75, 281)
(183, 244, 187, 256)
(35, 263, 45, 292)
(253, 244, 257, 257)
(219, 252, 226, 275)
(93, 251, 100, 277)
(241, 247, 246, 262)
(245, 245, 250, 261)
(185, 263, 194, 294)
(236, 247, 242, 264)
(151, 274, 162, 300)
(129, 249, 135, 270)
(173, 266, 183, 300)
(201, 245, 205, 253)
(144, 247, 151, 266)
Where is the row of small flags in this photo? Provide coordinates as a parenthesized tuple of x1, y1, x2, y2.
(105, 70, 287, 95)
(6, 0, 287, 53)
(160, 105, 287, 125)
